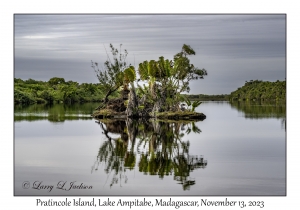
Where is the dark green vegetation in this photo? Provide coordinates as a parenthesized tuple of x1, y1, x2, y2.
(15, 43, 285, 122)
(92, 44, 207, 119)
(229, 80, 286, 102)
(14, 78, 116, 105)
(182, 94, 229, 101)
(92, 119, 207, 190)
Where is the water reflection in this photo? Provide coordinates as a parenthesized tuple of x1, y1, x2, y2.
(14, 102, 286, 195)
(230, 101, 286, 119)
(92, 119, 207, 190)
(14, 103, 98, 122)
(15, 101, 286, 123)
(230, 101, 286, 130)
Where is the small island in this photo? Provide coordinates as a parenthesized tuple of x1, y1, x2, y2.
(91, 44, 207, 120)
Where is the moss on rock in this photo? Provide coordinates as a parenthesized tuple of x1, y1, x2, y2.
(92, 109, 121, 118)
(155, 111, 206, 120)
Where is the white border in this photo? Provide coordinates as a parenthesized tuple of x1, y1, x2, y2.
(3, 0, 298, 209)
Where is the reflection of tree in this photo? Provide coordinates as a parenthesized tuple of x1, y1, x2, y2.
(230, 101, 286, 119)
(92, 120, 134, 187)
(137, 121, 207, 190)
(230, 101, 286, 131)
(174, 155, 207, 190)
(93, 119, 207, 190)
(14, 103, 98, 122)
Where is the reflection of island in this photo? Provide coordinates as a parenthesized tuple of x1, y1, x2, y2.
(92, 119, 207, 190)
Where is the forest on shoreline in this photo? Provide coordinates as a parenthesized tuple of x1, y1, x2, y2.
(14, 44, 285, 117)
(14, 77, 229, 105)
(229, 80, 286, 102)
(14, 77, 116, 105)
(14, 78, 286, 105)
(183, 94, 229, 101)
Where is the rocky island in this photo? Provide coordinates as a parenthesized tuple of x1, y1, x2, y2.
(91, 44, 207, 120)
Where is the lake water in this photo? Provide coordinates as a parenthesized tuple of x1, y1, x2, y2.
(14, 101, 286, 196)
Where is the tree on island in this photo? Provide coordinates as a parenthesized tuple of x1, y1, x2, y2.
(92, 44, 207, 119)
(91, 44, 130, 102)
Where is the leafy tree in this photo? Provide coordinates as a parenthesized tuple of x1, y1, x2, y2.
(229, 80, 286, 102)
(38, 90, 54, 104)
(137, 44, 207, 112)
(183, 98, 202, 112)
(48, 77, 65, 86)
(91, 44, 130, 103)
(14, 78, 24, 83)
(15, 77, 105, 105)
(81, 83, 97, 94)
(25, 78, 43, 84)
(91, 44, 207, 118)
(14, 89, 36, 104)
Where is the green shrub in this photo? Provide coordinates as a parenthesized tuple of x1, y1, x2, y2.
(14, 89, 36, 104)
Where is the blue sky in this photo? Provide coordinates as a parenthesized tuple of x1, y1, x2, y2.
(14, 14, 286, 94)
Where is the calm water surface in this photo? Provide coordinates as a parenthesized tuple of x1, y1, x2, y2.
(14, 102, 286, 196)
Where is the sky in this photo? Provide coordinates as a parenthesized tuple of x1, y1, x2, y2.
(14, 14, 286, 94)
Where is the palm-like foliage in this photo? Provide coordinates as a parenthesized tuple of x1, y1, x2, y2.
(91, 43, 207, 114)
(182, 98, 202, 112)
(191, 101, 202, 112)
(138, 61, 150, 80)
(136, 44, 207, 112)
(185, 98, 192, 107)
(121, 66, 136, 91)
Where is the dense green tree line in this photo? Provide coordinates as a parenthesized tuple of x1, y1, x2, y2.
(229, 80, 286, 102)
(14, 77, 116, 105)
(182, 94, 229, 101)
